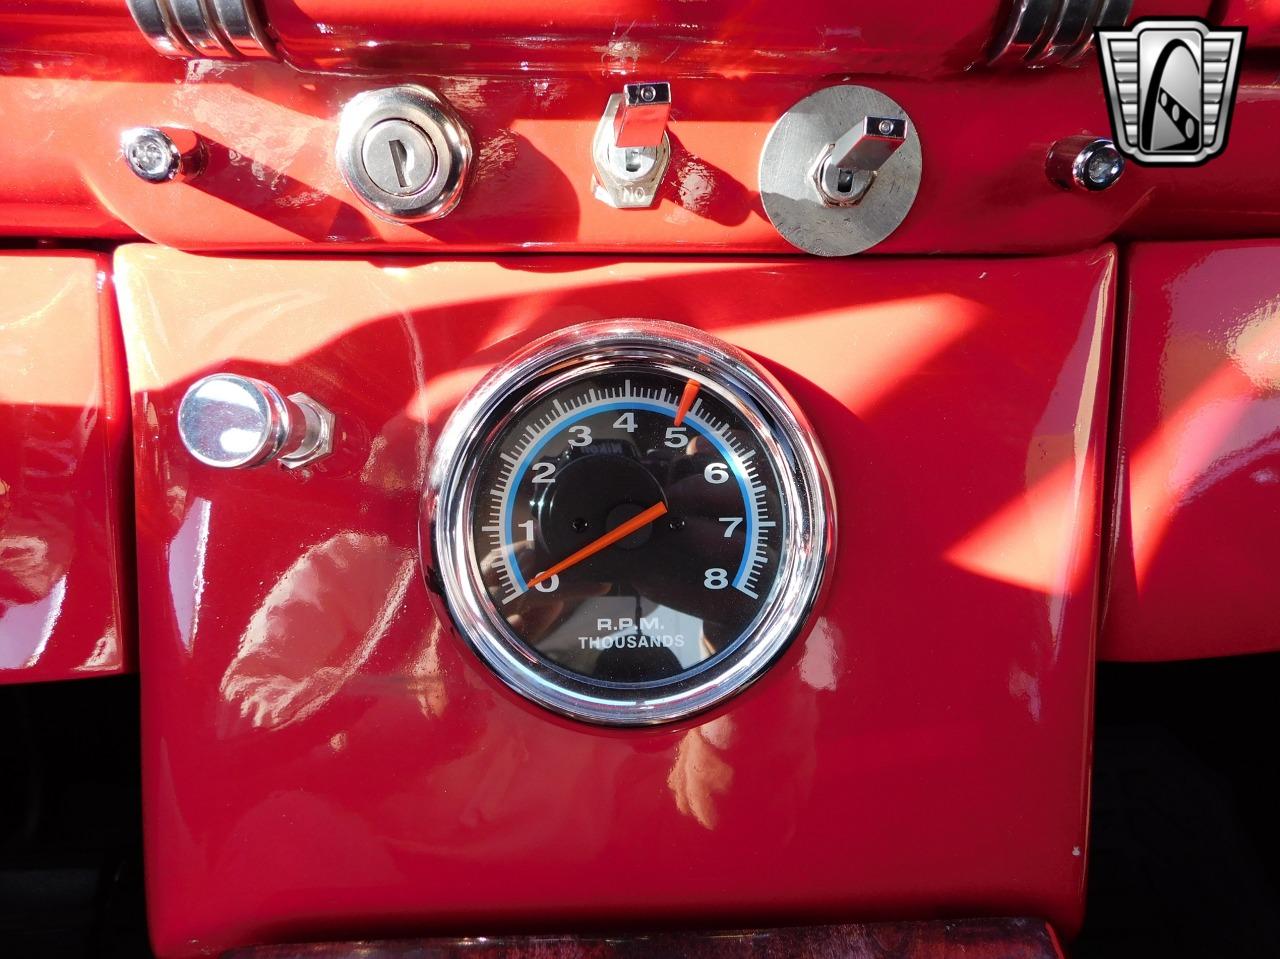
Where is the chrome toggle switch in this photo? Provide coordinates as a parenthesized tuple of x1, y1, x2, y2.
(178, 374, 335, 471)
(121, 126, 206, 183)
(759, 85, 922, 257)
(814, 115, 907, 206)
(613, 82, 672, 148)
(592, 81, 673, 209)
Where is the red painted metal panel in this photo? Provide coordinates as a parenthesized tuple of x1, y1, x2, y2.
(118, 246, 1113, 958)
(1, 0, 1219, 73)
(261, 0, 1000, 76)
(0, 1, 151, 58)
(1101, 241, 1280, 661)
(2, 51, 1275, 252)
(1216, 1, 1280, 46)
(0, 0, 1003, 75)
(0, 252, 133, 683)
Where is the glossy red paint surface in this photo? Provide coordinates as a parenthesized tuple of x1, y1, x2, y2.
(0, 252, 133, 683)
(1, 50, 1278, 251)
(261, 0, 1001, 76)
(1218, 2, 1280, 46)
(118, 246, 1113, 958)
(0, 0, 1217, 71)
(0, 1, 151, 58)
(1101, 242, 1280, 662)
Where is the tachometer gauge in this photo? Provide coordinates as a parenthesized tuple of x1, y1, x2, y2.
(426, 321, 833, 724)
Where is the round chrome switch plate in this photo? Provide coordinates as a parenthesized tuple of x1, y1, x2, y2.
(759, 85, 922, 257)
(337, 85, 471, 222)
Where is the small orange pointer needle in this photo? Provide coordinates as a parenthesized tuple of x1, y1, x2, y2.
(525, 502, 668, 590)
(673, 378, 701, 426)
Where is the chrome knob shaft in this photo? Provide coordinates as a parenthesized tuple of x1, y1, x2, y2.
(178, 374, 335, 471)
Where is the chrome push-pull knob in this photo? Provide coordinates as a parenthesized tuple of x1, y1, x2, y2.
(178, 374, 335, 471)
(592, 81, 673, 209)
(814, 115, 907, 206)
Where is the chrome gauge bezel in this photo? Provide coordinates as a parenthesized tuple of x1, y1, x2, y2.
(425, 320, 834, 726)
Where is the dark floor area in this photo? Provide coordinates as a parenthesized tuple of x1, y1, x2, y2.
(0, 676, 149, 958)
(1075, 654, 1280, 958)
(3, 656, 1279, 957)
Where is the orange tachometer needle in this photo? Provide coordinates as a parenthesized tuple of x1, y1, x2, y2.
(525, 502, 668, 590)
(673, 378, 701, 426)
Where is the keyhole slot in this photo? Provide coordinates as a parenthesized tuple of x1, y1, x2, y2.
(388, 139, 411, 190)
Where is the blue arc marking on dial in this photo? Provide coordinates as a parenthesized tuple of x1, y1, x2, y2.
(502, 399, 757, 593)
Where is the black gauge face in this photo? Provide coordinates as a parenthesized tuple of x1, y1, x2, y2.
(431, 322, 830, 725)
(470, 369, 784, 685)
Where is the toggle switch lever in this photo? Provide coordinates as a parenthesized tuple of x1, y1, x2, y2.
(592, 82, 673, 209)
(815, 115, 907, 206)
(613, 82, 672, 149)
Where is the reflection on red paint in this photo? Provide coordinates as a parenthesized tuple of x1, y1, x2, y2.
(721, 294, 981, 415)
(0, 253, 131, 683)
(946, 452, 1102, 598)
(944, 261, 1113, 598)
(1103, 242, 1280, 662)
(220, 533, 415, 730)
(118, 248, 1112, 956)
(1129, 307, 1280, 583)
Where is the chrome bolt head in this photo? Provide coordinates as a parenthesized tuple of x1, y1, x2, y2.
(1047, 135, 1125, 192)
(1082, 144, 1125, 189)
(121, 127, 205, 183)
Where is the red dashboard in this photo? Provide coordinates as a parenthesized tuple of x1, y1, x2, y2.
(1, 2, 1278, 957)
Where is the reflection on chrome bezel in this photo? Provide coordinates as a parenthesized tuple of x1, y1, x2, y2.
(425, 320, 833, 726)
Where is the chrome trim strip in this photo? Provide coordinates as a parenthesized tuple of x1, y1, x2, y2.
(1029, 0, 1096, 64)
(1064, 0, 1132, 64)
(989, 0, 1057, 64)
(209, 0, 277, 59)
(125, 0, 276, 59)
(170, 0, 239, 58)
(124, 0, 196, 57)
(989, 0, 1133, 66)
